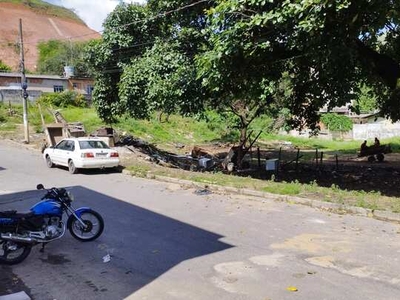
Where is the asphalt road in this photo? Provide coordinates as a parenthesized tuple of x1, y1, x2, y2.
(1, 139, 400, 300)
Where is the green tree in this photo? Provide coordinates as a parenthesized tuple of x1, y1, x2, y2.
(87, 0, 400, 143)
(118, 40, 203, 121)
(85, 3, 157, 124)
(37, 40, 91, 77)
(354, 84, 377, 113)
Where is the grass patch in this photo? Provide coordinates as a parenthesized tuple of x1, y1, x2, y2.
(2, 104, 400, 213)
(123, 160, 399, 212)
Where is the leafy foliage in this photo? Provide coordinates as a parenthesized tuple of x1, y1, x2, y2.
(119, 40, 203, 120)
(354, 84, 378, 113)
(320, 113, 353, 132)
(0, 60, 11, 72)
(36, 91, 87, 108)
(87, 0, 400, 140)
(37, 40, 91, 76)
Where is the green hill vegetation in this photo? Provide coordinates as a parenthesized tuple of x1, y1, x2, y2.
(0, 0, 84, 24)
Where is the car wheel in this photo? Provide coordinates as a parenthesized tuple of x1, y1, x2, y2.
(46, 155, 54, 168)
(68, 160, 78, 174)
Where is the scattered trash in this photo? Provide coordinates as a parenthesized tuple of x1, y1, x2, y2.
(102, 253, 111, 263)
(286, 286, 298, 292)
(194, 188, 213, 196)
(307, 271, 317, 275)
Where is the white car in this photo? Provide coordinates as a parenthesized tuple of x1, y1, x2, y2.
(43, 137, 120, 174)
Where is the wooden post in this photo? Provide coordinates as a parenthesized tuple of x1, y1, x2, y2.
(295, 148, 300, 171)
(335, 154, 339, 170)
(315, 148, 319, 168)
(257, 147, 261, 169)
(37, 103, 46, 129)
(320, 151, 323, 168)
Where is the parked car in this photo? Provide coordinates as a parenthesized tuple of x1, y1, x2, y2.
(43, 137, 120, 174)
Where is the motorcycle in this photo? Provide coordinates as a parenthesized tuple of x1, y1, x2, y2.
(0, 184, 104, 265)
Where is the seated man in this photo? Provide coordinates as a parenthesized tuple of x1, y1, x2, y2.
(360, 140, 368, 152)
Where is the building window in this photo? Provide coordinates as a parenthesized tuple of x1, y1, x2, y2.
(53, 85, 64, 93)
(72, 83, 78, 89)
(86, 85, 94, 95)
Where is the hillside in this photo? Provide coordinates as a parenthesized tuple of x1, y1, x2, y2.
(0, 0, 100, 72)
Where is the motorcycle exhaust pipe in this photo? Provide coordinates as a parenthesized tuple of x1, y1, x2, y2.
(1, 233, 35, 244)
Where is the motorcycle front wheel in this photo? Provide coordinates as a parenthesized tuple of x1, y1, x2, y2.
(0, 239, 32, 265)
(67, 210, 104, 241)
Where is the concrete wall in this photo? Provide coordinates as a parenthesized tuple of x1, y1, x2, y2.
(0, 73, 94, 104)
(0, 89, 42, 104)
(353, 122, 400, 140)
(280, 120, 400, 141)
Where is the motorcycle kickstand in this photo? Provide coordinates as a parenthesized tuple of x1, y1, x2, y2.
(40, 242, 48, 253)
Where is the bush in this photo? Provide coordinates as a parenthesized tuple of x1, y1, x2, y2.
(320, 113, 353, 132)
(0, 60, 11, 72)
(37, 91, 88, 108)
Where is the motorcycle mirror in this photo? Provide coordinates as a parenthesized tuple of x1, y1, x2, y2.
(36, 184, 44, 190)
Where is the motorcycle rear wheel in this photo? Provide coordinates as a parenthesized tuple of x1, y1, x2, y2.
(68, 210, 104, 241)
(0, 239, 32, 265)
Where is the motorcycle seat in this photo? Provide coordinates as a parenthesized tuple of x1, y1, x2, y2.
(0, 210, 17, 217)
(0, 210, 33, 218)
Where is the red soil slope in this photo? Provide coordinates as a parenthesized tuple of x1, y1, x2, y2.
(0, 2, 100, 72)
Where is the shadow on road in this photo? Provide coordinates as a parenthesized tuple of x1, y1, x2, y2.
(0, 187, 233, 299)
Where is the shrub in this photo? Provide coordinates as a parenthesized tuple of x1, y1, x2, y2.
(0, 60, 11, 72)
(37, 91, 87, 108)
(320, 113, 353, 132)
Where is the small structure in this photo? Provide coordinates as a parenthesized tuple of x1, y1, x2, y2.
(90, 127, 115, 147)
(42, 110, 85, 147)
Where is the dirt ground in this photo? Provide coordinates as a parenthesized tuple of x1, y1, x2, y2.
(0, 2, 99, 71)
(115, 139, 400, 198)
(5, 130, 400, 198)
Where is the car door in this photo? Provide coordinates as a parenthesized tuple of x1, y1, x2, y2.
(58, 140, 76, 166)
(52, 140, 69, 165)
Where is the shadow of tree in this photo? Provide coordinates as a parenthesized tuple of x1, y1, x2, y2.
(0, 187, 233, 299)
(116, 137, 400, 198)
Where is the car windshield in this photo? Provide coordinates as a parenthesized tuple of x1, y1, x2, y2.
(79, 140, 110, 150)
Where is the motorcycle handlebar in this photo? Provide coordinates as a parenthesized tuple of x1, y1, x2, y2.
(37, 184, 68, 201)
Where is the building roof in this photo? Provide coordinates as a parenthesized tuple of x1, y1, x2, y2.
(0, 72, 93, 81)
(0, 72, 64, 80)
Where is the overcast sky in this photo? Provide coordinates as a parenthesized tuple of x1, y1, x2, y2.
(43, 0, 146, 32)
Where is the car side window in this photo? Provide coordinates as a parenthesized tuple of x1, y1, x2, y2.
(66, 141, 75, 151)
(55, 140, 68, 150)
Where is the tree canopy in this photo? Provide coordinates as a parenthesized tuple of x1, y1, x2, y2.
(37, 40, 91, 77)
(86, 0, 400, 132)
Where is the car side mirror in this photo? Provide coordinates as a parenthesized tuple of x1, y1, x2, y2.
(36, 184, 44, 190)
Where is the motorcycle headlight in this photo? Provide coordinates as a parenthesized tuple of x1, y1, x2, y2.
(67, 191, 74, 202)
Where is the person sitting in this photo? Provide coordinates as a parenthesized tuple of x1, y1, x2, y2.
(374, 137, 380, 147)
(360, 140, 368, 152)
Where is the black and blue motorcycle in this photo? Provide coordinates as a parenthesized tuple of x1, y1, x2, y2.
(0, 184, 104, 265)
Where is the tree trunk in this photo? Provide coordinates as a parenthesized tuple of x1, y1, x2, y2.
(236, 126, 248, 169)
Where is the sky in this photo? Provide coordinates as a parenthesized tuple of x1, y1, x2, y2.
(43, 0, 146, 32)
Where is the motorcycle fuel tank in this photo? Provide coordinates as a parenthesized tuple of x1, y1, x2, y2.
(31, 199, 62, 216)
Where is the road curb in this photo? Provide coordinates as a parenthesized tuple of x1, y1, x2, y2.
(122, 170, 400, 224)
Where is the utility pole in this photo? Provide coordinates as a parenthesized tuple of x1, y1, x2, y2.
(19, 18, 29, 143)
